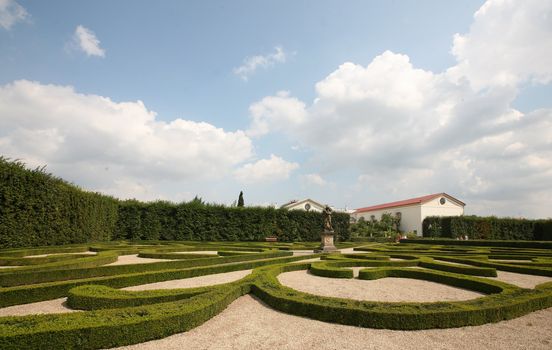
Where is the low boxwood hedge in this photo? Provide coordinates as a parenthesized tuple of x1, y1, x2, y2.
(0, 250, 292, 287)
(0, 254, 317, 308)
(1, 242, 552, 349)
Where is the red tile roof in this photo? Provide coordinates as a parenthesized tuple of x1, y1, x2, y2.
(354, 193, 464, 214)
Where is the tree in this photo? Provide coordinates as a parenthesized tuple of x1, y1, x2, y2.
(237, 191, 244, 207)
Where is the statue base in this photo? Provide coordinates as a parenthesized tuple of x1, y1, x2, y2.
(314, 230, 338, 253)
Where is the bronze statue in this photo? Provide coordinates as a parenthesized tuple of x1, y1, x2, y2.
(323, 205, 333, 232)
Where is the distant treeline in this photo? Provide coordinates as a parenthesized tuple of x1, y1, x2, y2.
(0, 157, 349, 249)
(423, 215, 552, 241)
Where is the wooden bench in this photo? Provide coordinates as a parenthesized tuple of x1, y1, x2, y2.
(265, 236, 278, 242)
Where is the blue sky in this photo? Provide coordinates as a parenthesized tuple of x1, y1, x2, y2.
(1, 0, 551, 218)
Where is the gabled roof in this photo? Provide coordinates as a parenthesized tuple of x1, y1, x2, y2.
(280, 198, 325, 209)
(354, 193, 465, 214)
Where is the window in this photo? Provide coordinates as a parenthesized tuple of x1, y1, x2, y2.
(440, 197, 446, 205)
(304, 203, 311, 211)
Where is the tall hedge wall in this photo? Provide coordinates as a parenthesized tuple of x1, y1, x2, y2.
(114, 200, 350, 242)
(0, 157, 350, 248)
(0, 158, 119, 249)
(423, 216, 552, 241)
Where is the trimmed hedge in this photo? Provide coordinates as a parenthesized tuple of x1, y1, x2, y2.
(0, 250, 293, 287)
(0, 281, 252, 349)
(0, 158, 119, 249)
(114, 200, 350, 242)
(251, 263, 552, 330)
(357, 267, 502, 293)
(66, 284, 210, 310)
(0, 158, 350, 249)
(2, 241, 552, 348)
(400, 238, 552, 249)
(422, 215, 552, 241)
(0, 253, 318, 308)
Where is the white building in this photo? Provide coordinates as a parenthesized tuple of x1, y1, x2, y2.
(351, 193, 465, 236)
(280, 198, 325, 212)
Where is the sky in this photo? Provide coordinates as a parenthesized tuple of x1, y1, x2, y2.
(0, 0, 551, 218)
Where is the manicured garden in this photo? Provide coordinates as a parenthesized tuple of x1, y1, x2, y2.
(0, 240, 551, 349)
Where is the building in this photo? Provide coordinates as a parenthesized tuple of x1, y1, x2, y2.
(351, 193, 465, 236)
(280, 198, 325, 212)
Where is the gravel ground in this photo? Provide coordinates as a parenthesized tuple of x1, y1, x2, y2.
(111, 294, 552, 350)
(488, 271, 552, 289)
(277, 270, 484, 302)
(292, 250, 315, 256)
(24, 251, 97, 258)
(105, 254, 173, 266)
(3, 247, 551, 349)
(123, 269, 253, 291)
(0, 298, 77, 317)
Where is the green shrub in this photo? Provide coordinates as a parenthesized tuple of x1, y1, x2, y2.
(0, 157, 350, 249)
(0, 157, 119, 249)
(422, 216, 552, 241)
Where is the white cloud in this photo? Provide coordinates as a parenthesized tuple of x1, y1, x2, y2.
(233, 46, 288, 81)
(247, 91, 307, 137)
(234, 154, 299, 183)
(304, 173, 327, 186)
(0, 0, 28, 30)
(246, 0, 552, 217)
(72, 25, 105, 58)
(0, 80, 253, 200)
(449, 0, 552, 90)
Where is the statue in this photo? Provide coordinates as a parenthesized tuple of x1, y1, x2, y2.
(323, 205, 334, 232)
(315, 205, 337, 253)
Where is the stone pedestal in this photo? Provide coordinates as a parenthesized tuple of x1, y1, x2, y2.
(314, 230, 338, 253)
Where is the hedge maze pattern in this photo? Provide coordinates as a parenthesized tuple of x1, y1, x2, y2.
(1, 241, 552, 349)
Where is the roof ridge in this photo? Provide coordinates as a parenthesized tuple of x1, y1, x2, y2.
(354, 193, 463, 213)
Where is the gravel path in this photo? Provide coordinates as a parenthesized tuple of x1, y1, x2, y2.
(24, 251, 97, 258)
(277, 270, 484, 302)
(488, 271, 552, 289)
(123, 269, 253, 291)
(105, 254, 173, 266)
(0, 298, 77, 317)
(111, 294, 552, 350)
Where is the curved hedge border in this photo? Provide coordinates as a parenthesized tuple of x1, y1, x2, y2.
(251, 262, 552, 330)
(1, 241, 552, 349)
(0, 250, 292, 287)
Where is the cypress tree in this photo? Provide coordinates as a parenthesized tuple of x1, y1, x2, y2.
(237, 191, 244, 207)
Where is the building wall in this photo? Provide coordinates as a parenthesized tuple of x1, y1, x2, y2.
(420, 196, 464, 231)
(352, 196, 464, 236)
(352, 205, 422, 234)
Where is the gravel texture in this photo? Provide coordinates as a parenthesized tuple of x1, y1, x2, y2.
(277, 270, 484, 302)
(0, 298, 77, 317)
(488, 271, 552, 289)
(24, 251, 97, 258)
(105, 254, 173, 266)
(123, 269, 253, 291)
(3, 246, 551, 348)
(111, 294, 552, 350)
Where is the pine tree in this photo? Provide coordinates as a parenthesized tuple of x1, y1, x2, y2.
(237, 191, 244, 207)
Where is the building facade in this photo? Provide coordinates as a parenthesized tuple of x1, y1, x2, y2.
(280, 198, 326, 212)
(351, 193, 465, 236)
